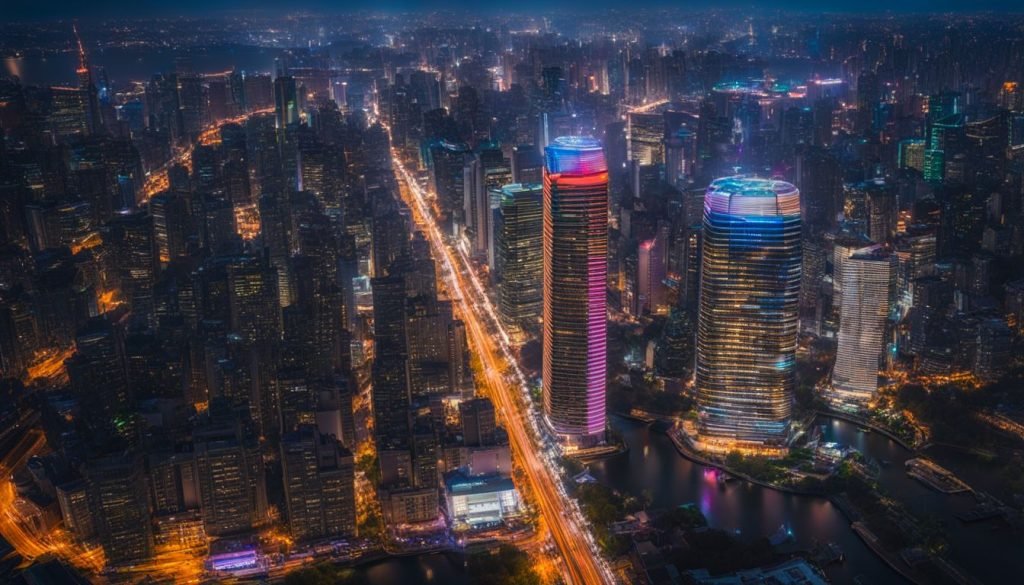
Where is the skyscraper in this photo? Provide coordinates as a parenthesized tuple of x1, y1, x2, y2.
(828, 246, 895, 408)
(542, 137, 608, 446)
(496, 183, 543, 342)
(85, 453, 153, 565)
(274, 76, 299, 129)
(695, 177, 801, 450)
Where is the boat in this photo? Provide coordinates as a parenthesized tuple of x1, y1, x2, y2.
(769, 524, 794, 546)
(857, 425, 872, 433)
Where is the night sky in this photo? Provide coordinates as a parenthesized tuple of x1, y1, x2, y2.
(6, 0, 1022, 21)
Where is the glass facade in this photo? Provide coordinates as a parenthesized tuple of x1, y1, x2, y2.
(829, 245, 895, 408)
(542, 136, 608, 443)
(497, 183, 544, 342)
(696, 176, 801, 444)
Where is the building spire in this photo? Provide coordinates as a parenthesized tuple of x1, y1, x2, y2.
(73, 22, 89, 74)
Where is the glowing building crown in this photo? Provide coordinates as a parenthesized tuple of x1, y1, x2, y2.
(544, 136, 606, 176)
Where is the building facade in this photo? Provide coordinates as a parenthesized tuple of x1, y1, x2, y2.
(695, 177, 801, 449)
(542, 136, 608, 446)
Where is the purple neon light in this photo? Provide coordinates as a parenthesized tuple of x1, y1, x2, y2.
(543, 136, 608, 438)
(544, 136, 607, 176)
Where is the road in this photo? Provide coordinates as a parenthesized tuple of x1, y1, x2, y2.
(140, 107, 275, 201)
(0, 430, 106, 575)
(389, 149, 612, 585)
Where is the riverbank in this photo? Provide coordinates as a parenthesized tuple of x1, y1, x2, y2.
(816, 409, 917, 451)
(591, 416, 901, 584)
(648, 414, 985, 585)
(661, 425, 827, 497)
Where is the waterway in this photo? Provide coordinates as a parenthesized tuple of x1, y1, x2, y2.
(356, 553, 468, 585)
(589, 415, 1023, 585)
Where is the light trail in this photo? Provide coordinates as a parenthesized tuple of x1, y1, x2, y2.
(140, 107, 274, 201)
(390, 147, 613, 585)
(0, 430, 105, 575)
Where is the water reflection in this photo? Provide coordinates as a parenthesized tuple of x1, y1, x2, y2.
(591, 416, 899, 584)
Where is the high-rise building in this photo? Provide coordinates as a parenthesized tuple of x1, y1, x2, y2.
(227, 254, 282, 343)
(429, 140, 472, 237)
(85, 453, 154, 565)
(193, 407, 267, 537)
(695, 177, 801, 450)
(496, 183, 543, 342)
(274, 76, 299, 129)
(542, 137, 608, 446)
(828, 246, 895, 408)
(511, 145, 543, 185)
(460, 398, 497, 447)
(627, 112, 664, 166)
(280, 425, 356, 542)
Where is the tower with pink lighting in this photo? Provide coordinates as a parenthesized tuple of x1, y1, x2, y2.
(542, 136, 608, 448)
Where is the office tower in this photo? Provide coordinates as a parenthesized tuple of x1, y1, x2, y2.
(511, 144, 543, 185)
(460, 398, 497, 447)
(655, 308, 695, 379)
(226, 254, 282, 343)
(447, 320, 471, 397)
(66, 316, 129, 435)
(280, 426, 356, 542)
(665, 128, 696, 188)
(73, 26, 102, 136)
(274, 76, 299, 129)
(898, 139, 926, 172)
(924, 113, 964, 182)
(627, 112, 664, 165)
(84, 453, 154, 564)
(636, 222, 669, 316)
(56, 480, 94, 541)
(829, 246, 895, 408)
(695, 177, 801, 448)
(832, 232, 873, 326)
(371, 272, 411, 448)
(464, 144, 511, 259)
(149, 192, 190, 267)
(542, 137, 608, 446)
(800, 237, 827, 335)
(865, 181, 897, 244)
(49, 86, 90, 142)
(102, 211, 156, 322)
(177, 74, 205, 140)
(429, 140, 472, 237)
(496, 183, 543, 341)
(974, 318, 1012, 382)
(243, 74, 274, 111)
(193, 406, 267, 536)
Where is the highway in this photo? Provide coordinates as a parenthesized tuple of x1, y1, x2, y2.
(0, 430, 106, 575)
(389, 148, 613, 585)
(140, 107, 275, 201)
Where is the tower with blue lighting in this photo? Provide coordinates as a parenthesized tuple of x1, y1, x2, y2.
(542, 136, 608, 447)
(695, 176, 801, 450)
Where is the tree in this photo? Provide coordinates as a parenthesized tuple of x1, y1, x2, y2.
(466, 545, 542, 585)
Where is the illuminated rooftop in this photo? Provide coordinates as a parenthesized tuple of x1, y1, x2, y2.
(704, 176, 801, 218)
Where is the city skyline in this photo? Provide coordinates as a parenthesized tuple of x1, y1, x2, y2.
(0, 6, 1022, 585)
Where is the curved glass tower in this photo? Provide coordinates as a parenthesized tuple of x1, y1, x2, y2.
(696, 176, 801, 447)
(542, 137, 608, 445)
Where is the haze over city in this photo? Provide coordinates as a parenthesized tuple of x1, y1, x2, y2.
(0, 2, 1022, 585)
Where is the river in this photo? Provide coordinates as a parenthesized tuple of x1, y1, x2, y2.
(587, 415, 1023, 585)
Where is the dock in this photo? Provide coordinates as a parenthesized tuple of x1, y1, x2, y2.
(904, 458, 971, 494)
